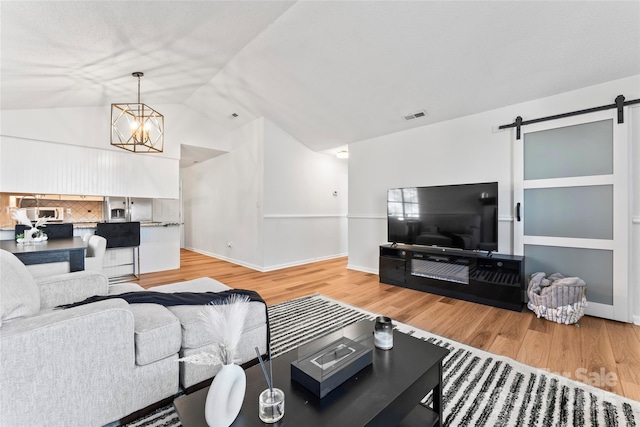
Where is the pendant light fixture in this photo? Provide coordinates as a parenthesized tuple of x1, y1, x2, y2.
(111, 72, 164, 153)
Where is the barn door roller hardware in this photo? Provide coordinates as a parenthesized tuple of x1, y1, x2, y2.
(499, 94, 640, 140)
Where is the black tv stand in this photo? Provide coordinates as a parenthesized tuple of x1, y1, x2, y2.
(379, 244, 524, 311)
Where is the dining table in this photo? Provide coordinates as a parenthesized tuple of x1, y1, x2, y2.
(0, 237, 86, 272)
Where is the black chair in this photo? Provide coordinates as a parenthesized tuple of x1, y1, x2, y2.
(15, 225, 29, 238)
(96, 222, 140, 248)
(15, 223, 73, 240)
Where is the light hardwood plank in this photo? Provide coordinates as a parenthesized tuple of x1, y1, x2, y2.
(488, 335, 521, 360)
(439, 300, 491, 343)
(577, 316, 622, 394)
(621, 380, 640, 402)
(605, 321, 640, 385)
(407, 301, 457, 337)
(467, 308, 512, 351)
(516, 329, 553, 368)
(546, 323, 582, 376)
(487, 310, 531, 360)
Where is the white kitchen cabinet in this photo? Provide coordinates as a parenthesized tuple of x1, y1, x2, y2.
(0, 229, 15, 241)
(60, 195, 103, 201)
(73, 226, 96, 239)
(12, 194, 104, 202)
(0, 136, 179, 198)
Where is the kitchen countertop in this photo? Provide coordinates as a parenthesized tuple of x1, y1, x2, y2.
(0, 222, 182, 231)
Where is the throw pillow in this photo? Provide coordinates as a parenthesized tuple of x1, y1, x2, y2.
(0, 249, 41, 325)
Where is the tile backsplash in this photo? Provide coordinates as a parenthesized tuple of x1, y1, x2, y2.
(1, 194, 103, 225)
(0, 193, 10, 226)
(49, 200, 103, 223)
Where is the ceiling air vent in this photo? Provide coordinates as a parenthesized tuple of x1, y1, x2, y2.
(402, 110, 428, 121)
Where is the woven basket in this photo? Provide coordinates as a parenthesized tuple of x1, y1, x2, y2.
(527, 272, 587, 325)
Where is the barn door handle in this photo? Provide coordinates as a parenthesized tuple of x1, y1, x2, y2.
(516, 203, 521, 222)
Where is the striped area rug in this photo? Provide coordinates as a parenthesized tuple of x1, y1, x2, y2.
(122, 294, 640, 427)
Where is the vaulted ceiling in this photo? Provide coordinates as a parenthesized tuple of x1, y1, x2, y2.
(2, 1, 639, 153)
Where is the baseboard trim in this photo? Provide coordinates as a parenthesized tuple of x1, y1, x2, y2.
(183, 247, 347, 272)
(347, 263, 378, 275)
(183, 247, 264, 271)
(633, 314, 640, 326)
(261, 253, 347, 272)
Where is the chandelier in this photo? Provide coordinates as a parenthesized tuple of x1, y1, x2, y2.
(111, 72, 164, 153)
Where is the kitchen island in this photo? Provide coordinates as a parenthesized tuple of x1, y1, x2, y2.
(0, 222, 180, 278)
(139, 222, 180, 274)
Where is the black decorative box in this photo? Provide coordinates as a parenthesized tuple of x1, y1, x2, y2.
(291, 336, 373, 398)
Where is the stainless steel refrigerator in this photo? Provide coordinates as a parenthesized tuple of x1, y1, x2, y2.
(104, 197, 153, 222)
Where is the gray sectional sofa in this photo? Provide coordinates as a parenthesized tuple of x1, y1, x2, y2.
(0, 249, 268, 427)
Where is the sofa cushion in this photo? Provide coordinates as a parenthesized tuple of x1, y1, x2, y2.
(0, 249, 40, 325)
(151, 277, 267, 350)
(168, 300, 267, 349)
(36, 271, 109, 309)
(128, 303, 181, 366)
(107, 282, 183, 365)
(150, 277, 231, 294)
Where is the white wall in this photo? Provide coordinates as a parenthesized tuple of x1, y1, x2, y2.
(159, 104, 232, 153)
(347, 112, 514, 273)
(181, 117, 348, 271)
(262, 119, 348, 269)
(182, 118, 265, 269)
(0, 103, 230, 198)
(1, 104, 231, 157)
(347, 75, 640, 323)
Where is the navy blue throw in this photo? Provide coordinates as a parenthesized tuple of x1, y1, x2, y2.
(57, 288, 270, 350)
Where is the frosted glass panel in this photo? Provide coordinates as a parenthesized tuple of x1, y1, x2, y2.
(524, 119, 613, 180)
(524, 186, 613, 239)
(524, 245, 613, 305)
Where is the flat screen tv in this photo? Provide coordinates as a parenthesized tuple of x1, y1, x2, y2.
(387, 182, 498, 252)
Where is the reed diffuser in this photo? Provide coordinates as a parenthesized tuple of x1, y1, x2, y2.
(255, 346, 284, 423)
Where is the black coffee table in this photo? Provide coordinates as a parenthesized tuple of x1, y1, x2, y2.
(174, 320, 449, 427)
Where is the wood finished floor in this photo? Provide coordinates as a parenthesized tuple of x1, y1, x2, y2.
(136, 249, 640, 402)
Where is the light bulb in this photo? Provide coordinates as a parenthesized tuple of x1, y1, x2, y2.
(131, 117, 150, 144)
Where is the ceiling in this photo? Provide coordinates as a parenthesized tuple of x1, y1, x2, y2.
(2, 1, 639, 153)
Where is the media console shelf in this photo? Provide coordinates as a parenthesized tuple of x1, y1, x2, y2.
(380, 244, 525, 311)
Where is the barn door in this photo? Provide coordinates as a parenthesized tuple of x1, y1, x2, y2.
(513, 110, 629, 321)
